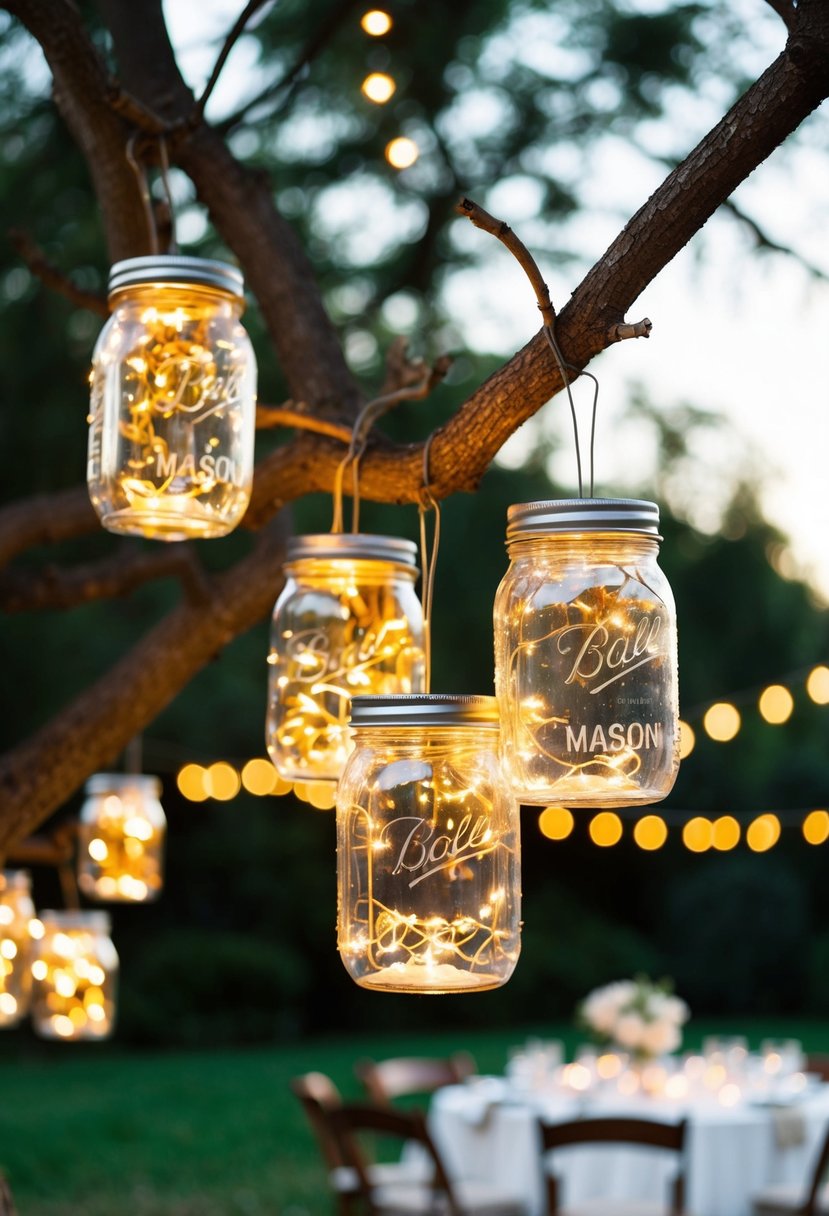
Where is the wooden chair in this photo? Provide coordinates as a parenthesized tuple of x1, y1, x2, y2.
(355, 1052, 477, 1107)
(290, 1073, 433, 1216)
(753, 1121, 829, 1216)
(806, 1056, 829, 1084)
(538, 1116, 689, 1216)
(329, 1100, 528, 1215)
(0, 1175, 16, 1216)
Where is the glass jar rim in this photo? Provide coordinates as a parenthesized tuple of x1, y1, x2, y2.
(286, 532, 419, 568)
(1, 869, 31, 887)
(84, 773, 162, 797)
(506, 497, 661, 540)
(39, 910, 112, 932)
(350, 693, 498, 728)
(108, 254, 244, 300)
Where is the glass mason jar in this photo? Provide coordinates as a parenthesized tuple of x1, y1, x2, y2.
(0, 870, 36, 1027)
(87, 254, 257, 541)
(337, 694, 521, 994)
(266, 534, 426, 784)
(77, 773, 166, 903)
(494, 499, 679, 807)
(30, 910, 119, 1041)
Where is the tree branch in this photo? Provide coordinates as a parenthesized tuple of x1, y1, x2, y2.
(9, 229, 108, 315)
(193, 0, 275, 122)
(0, 546, 212, 612)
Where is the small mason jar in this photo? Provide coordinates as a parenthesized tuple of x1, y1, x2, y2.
(30, 911, 119, 1041)
(337, 694, 521, 994)
(0, 870, 36, 1027)
(266, 534, 426, 784)
(77, 773, 166, 903)
(494, 499, 679, 807)
(87, 254, 257, 541)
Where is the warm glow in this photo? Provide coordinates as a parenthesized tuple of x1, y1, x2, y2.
(803, 809, 829, 845)
(241, 757, 280, 796)
(711, 815, 741, 851)
(360, 9, 392, 35)
(361, 72, 396, 103)
(78, 777, 165, 904)
(683, 816, 713, 852)
(703, 702, 741, 742)
(306, 782, 337, 810)
(633, 814, 667, 851)
(30, 916, 117, 1041)
(205, 762, 241, 801)
(385, 137, 419, 169)
(806, 665, 829, 704)
(678, 719, 695, 759)
(539, 805, 574, 840)
(746, 813, 781, 852)
(177, 763, 209, 802)
(758, 684, 794, 724)
(589, 812, 623, 847)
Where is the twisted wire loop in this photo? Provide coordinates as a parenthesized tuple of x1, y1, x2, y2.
(417, 431, 441, 694)
(125, 133, 179, 256)
(330, 393, 398, 533)
(543, 323, 600, 498)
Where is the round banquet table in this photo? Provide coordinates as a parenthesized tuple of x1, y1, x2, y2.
(427, 1078, 829, 1216)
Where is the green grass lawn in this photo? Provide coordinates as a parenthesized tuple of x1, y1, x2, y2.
(2, 1020, 828, 1216)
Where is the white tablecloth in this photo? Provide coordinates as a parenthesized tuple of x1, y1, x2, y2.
(428, 1080, 829, 1216)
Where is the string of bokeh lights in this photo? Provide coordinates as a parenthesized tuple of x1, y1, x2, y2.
(358, 9, 421, 171)
(172, 663, 829, 852)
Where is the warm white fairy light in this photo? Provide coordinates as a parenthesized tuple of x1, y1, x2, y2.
(30, 912, 118, 1042)
(385, 137, 419, 169)
(0, 872, 35, 1028)
(78, 776, 166, 904)
(361, 72, 396, 103)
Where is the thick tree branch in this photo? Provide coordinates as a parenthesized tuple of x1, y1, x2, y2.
(9, 230, 108, 316)
(0, 546, 211, 612)
(0, 519, 289, 854)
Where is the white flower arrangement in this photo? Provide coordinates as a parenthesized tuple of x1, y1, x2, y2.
(578, 976, 690, 1060)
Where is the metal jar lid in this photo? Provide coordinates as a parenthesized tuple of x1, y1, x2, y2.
(85, 773, 162, 797)
(108, 255, 245, 300)
(39, 910, 112, 933)
(506, 498, 661, 540)
(286, 533, 419, 567)
(349, 694, 499, 728)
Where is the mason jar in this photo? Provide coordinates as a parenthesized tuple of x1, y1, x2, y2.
(77, 773, 166, 903)
(87, 254, 257, 541)
(337, 694, 521, 993)
(30, 911, 119, 1041)
(0, 870, 36, 1027)
(494, 499, 679, 807)
(266, 534, 426, 784)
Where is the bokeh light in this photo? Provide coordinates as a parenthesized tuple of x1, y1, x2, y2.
(177, 763, 208, 802)
(633, 815, 668, 851)
(803, 809, 829, 845)
(758, 684, 794, 724)
(360, 9, 392, 35)
(205, 762, 240, 802)
(806, 665, 829, 704)
(678, 720, 695, 759)
(711, 815, 741, 851)
(683, 816, 713, 852)
(746, 813, 781, 852)
(361, 72, 396, 103)
(385, 137, 419, 169)
(703, 702, 741, 742)
(589, 812, 622, 847)
(539, 806, 575, 840)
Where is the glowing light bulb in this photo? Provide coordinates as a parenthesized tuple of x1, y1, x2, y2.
(360, 9, 392, 35)
(703, 702, 741, 742)
(361, 72, 396, 103)
(385, 137, 419, 169)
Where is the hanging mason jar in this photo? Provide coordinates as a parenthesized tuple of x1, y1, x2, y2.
(494, 499, 679, 807)
(30, 911, 119, 1041)
(77, 773, 166, 903)
(266, 534, 426, 784)
(337, 694, 521, 994)
(87, 254, 257, 541)
(0, 870, 36, 1027)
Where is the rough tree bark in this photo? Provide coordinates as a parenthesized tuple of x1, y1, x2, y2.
(0, 0, 826, 853)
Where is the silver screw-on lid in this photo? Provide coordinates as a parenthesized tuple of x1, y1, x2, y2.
(85, 773, 162, 797)
(39, 910, 112, 933)
(507, 498, 661, 539)
(108, 254, 244, 300)
(286, 533, 419, 567)
(349, 694, 499, 727)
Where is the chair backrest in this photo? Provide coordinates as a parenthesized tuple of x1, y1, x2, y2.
(355, 1051, 477, 1106)
(0, 1175, 16, 1216)
(538, 1116, 688, 1216)
(328, 1101, 455, 1216)
(805, 1054, 829, 1083)
(801, 1119, 829, 1216)
(290, 1071, 347, 1172)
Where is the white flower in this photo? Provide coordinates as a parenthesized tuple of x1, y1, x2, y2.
(582, 981, 637, 1036)
(640, 1018, 681, 1057)
(614, 1012, 648, 1051)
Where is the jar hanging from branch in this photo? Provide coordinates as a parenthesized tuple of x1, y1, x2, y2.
(77, 773, 166, 903)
